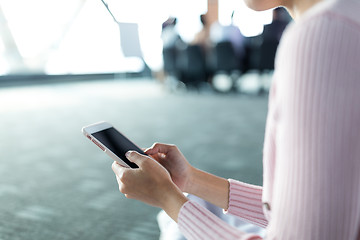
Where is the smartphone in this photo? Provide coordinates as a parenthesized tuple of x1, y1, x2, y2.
(82, 121, 145, 168)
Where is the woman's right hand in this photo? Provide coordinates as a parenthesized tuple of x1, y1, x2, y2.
(145, 143, 194, 193)
(146, 143, 230, 210)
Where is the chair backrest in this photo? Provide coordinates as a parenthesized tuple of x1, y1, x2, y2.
(243, 35, 262, 72)
(259, 39, 279, 71)
(163, 47, 178, 74)
(213, 41, 239, 72)
(177, 45, 206, 76)
(118, 22, 142, 58)
(175, 44, 207, 84)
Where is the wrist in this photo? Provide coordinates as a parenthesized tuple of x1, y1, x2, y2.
(183, 166, 198, 194)
(162, 183, 188, 222)
(182, 168, 230, 210)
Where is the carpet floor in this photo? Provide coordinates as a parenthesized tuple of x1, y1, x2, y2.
(0, 78, 268, 240)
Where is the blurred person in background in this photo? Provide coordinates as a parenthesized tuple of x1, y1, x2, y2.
(262, 8, 291, 43)
(191, 14, 212, 53)
(210, 11, 245, 60)
(161, 17, 184, 50)
(111, 0, 360, 239)
(160, 17, 185, 83)
(256, 8, 291, 75)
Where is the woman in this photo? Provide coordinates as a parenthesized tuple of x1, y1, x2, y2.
(112, 0, 360, 239)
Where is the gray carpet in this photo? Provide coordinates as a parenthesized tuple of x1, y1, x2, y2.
(0, 78, 268, 240)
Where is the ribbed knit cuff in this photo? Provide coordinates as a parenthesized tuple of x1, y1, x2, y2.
(224, 179, 268, 228)
(178, 201, 261, 240)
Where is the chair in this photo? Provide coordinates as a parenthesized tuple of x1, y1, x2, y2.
(176, 44, 207, 88)
(163, 47, 178, 77)
(209, 41, 242, 93)
(212, 41, 240, 73)
(258, 38, 279, 72)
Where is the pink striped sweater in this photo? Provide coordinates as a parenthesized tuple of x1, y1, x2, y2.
(178, 0, 360, 239)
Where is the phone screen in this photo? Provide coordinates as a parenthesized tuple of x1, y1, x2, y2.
(92, 127, 143, 168)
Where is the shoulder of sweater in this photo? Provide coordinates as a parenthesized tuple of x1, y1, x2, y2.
(278, 0, 360, 53)
(287, 0, 360, 34)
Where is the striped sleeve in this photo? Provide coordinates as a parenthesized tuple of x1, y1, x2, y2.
(178, 201, 262, 240)
(225, 179, 268, 228)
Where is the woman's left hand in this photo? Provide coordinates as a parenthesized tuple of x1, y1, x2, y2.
(111, 151, 188, 221)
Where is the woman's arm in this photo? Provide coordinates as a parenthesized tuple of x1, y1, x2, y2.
(111, 149, 230, 221)
(112, 151, 263, 240)
(186, 167, 230, 209)
(145, 143, 267, 227)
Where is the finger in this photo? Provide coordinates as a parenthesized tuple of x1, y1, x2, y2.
(125, 151, 148, 166)
(116, 177, 127, 194)
(147, 152, 165, 163)
(157, 152, 166, 160)
(115, 175, 121, 184)
(112, 161, 125, 177)
(144, 142, 163, 155)
(145, 142, 173, 155)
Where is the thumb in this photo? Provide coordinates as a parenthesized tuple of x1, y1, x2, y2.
(125, 151, 147, 166)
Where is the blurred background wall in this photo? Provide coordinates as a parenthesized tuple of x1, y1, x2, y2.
(0, 1, 291, 239)
(0, 0, 281, 77)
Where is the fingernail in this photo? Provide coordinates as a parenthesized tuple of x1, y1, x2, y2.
(125, 151, 132, 158)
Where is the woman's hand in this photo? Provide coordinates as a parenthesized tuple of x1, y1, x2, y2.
(144, 143, 194, 193)
(146, 143, 230, 210)
(111, 151, 188, 221)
